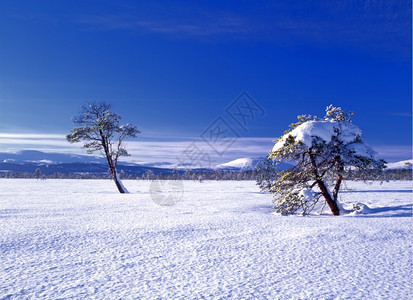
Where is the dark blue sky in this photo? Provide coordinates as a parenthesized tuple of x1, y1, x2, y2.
(0, 0, 411, 163)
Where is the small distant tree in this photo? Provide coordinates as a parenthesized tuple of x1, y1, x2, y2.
(144, 170, 155, 180)
(269, 105, 386, 215)
(171, 168, 179, 180)
(66, 102, 140, 193)
(255, 157, 278, 191)
(34, 168, 42, 180)
(198, 174, 204, 183)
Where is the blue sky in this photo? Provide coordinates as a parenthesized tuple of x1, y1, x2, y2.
(0, 0, 411, 164)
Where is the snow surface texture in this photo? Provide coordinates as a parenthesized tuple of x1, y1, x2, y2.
(1, 179, 412, 299)
(273, 120, 377, 158)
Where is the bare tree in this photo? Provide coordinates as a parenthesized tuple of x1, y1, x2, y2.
(66, 102, 140, 193)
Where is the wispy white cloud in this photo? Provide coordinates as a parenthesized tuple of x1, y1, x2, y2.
(73, 12, 251, 37)
(0, 133, 273, 165)
(372, 145, 412, 162)
(122, 137, 274, 165)
(0, 133, 78, 154)
(0, 133, 65, 139)
(391, 112, 412, 117)
(69, 1, 411, 58)
(9, 2, 410, 60)
(0, 133, 410, 164)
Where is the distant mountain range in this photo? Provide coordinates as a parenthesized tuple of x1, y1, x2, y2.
(0, 150, 411, 175)
(0, 150, 175, 175)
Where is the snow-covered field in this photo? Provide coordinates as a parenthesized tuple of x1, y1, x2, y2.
(1, 179, 412, 299)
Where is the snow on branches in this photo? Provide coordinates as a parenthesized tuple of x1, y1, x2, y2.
(269, 105, 386, 215)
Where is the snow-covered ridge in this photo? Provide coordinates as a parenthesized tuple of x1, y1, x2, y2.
(215, 157, 294, 171)
(215, 157, 263, 171)
(386, 159, 412, 170)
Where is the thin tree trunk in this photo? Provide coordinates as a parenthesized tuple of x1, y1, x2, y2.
(332, 174, 343, 202)
(332, 159, 344, 202)
(100, 130, 127, 194)
(309, 152, 340, 215)
(112, 168, 127, 194)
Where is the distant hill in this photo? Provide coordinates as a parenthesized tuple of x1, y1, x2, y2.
(215, 157, 293, 171)
(386, 159, 412, 170)
(215, 157, 264, 171)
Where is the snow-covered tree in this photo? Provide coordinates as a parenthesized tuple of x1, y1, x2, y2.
(66, 102, 140, 193)
(269, 105, 386, 215)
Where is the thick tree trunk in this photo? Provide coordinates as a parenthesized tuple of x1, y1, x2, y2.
(316, 179, 340, 215)
(309, 151, 340, 215)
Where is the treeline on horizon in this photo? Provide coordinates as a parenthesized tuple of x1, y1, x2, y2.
(1, 168, 411, 181)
